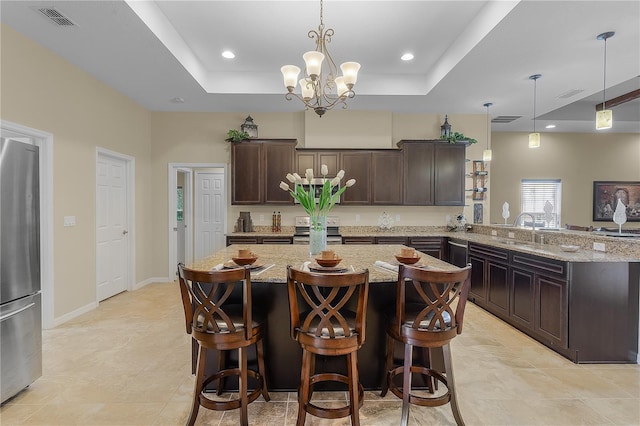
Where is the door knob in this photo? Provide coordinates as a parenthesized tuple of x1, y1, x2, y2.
(122, 230, 129, 235)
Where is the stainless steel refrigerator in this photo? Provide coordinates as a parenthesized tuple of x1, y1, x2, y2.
(0, 138, 42, 403)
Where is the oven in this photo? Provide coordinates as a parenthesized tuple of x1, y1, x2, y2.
(292, 216, 342, 245)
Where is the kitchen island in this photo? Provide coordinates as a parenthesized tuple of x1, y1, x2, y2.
(188, 244, 458, 391)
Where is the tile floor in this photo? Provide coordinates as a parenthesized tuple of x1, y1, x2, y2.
(1, 282, 638, 425)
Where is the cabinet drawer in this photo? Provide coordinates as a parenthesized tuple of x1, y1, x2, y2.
(226, 236, 259, 245)
(261, 237, 292, 244)
(342, 236, 375, 244)
(511, 252, 567, 279)
(375, 236, 408, 245)
(468, 242, 509, 262)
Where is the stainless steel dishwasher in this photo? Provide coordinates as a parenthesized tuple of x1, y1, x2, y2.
(447, 238, 468, 267)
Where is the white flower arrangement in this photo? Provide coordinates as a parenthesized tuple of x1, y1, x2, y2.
(279, 165, 355, 230)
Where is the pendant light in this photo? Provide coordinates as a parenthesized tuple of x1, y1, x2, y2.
(483, 102, 493, 161)
(596, 31, 615, 130)
(528, 74, 541, 148)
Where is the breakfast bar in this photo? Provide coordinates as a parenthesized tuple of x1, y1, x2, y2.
(188, 244, 458, 391)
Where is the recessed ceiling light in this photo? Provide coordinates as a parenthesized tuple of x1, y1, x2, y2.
(170, 97, 185, 104)
(545, 124, 556, 129)
(222, 50, 235, 59)
(401, 53, 414, 61)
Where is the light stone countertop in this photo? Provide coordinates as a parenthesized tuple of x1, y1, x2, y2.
(188, 244, 457, 283)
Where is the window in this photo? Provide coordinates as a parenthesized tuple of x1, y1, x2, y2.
(520, 179, 562, 228)
(177, 186, 183, 222)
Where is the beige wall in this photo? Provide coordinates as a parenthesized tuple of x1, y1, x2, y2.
(1, 25, 153, 318)
(490, 132, 640, 227)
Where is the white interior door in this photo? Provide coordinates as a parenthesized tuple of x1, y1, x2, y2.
(96, 153, 129, 301)
(194, 170, 225, 261)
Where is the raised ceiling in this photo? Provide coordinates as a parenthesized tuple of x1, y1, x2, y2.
(1, 0, 638, 133)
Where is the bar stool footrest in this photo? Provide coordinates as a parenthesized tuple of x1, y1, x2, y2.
(303, 373, 364, 419)
(388, 365, 451, 407)
(200, 368, 264, 411)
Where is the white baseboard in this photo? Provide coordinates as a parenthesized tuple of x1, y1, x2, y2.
(133, 277, 174, 290)
(52, 301, 97, 327)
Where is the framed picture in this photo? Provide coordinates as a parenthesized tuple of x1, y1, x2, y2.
(593, 181, 640, 222)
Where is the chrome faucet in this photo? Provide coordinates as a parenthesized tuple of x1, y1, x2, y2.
(513, 212, 536, 242)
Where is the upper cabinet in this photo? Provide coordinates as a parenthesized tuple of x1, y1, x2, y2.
(296, 150, 340, 177)
(398, 140, 467, 206)
(372, 151, 403, 205)
(340, 151, 371, 205)
(231, 139, 297, 205)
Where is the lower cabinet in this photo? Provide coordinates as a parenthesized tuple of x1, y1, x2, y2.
(509, 267, 535, 332)
(467, 243, 509, 307)
(342, 236, 375, 245)
(408, 237, 445, 260)
(226, 236, 292, 246)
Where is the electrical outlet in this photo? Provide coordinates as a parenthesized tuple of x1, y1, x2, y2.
(355, 214, 360, 223)
(395, 214, 400, 222)
(259, 214, 264, 223)
(508, 232, 515, 239)
(593, 242, 606, 252)
(491, 230, 497, 236)
(64, 216, 76, 227)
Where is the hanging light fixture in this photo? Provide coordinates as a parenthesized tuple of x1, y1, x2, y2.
(596, 31, 615, 130)
(483, 103, 493, 161)
(280, 0, 360, 117)
(528, 74, 542, 148)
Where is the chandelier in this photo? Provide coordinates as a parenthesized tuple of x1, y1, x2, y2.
(280, 0, 360, 117)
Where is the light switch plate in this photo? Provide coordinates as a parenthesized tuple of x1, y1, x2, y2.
(64, 216, 76, 227)
(395, 214, 401, 222)
(593, 242, 606, 252)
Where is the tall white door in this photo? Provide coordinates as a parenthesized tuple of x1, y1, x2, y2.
(96, 154, 128, 301)
(194, 171, 225, 261)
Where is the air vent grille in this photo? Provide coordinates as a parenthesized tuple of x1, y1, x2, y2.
(37, 8, 77, 26)
(558, 89, 584, 99)
(492, 116, 522, 123)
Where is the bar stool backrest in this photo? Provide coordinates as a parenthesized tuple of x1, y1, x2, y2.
(178, 264, 253, 341)
(287, 267, 369, 346)
(394, 265, 472, 345)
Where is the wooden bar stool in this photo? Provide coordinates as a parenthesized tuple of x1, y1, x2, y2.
(380, 264, 472, 426)
(177, 264, 269, 426)
(286, 266, 369, 426)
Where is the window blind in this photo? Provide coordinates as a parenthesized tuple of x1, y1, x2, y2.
(521, 179, 562, 228)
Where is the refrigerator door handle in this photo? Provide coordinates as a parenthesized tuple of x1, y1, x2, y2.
(0, 302, 35, 322)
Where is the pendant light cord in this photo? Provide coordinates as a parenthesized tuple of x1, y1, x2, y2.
(602, 37, 607, 109)
(533, 78, 537, 133)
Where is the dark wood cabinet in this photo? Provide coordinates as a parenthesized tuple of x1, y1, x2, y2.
(231, 139, 296, 205)
(509, 267, 535, 332)
(408, 237, 445, 260)
(371, 151, 403, 205)
(375, 236, 408, 245)
(467, 242, 509, 310)
(535, 274, 568, 348)
(486, 259, 510, 319)
(398, 140, 466, 206)
(401, 142, 433, 205)
(226, 235, 292, 246)
(295, 150, 340, 176)
(341, 236, 375, 245)
(434, 143, 466, 205)
(340, 152, 371, 205)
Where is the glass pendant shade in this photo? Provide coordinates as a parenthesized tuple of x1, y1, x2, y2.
(299, 78, 314, 100)
(303, 51, 325, 78)
(596, 109, 613, 130)
(334, 76, 348, 97)
(528, 133, 541, 148)
(281, 65, 301, 89)
(340, 62, 361, 86)
(483, 149, 493, 161)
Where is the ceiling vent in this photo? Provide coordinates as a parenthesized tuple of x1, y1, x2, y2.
(36, 7, 77, 27)
(557, 89, 584, 99)
(492, 116, 522, 123)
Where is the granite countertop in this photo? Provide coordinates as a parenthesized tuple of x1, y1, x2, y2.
(188, 244, 457, 283)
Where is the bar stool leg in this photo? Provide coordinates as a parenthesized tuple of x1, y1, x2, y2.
(239, 347, 249, 426)
(443, 343, 465, 426)
(380, 334, 394, 397)
(347, 352, 361, 426)
(216, 350, 226, 396)
(188, 345, 206, 426)
(401, 343, 413, 426)
(256, 339, 270, 401)
(297, 350, 311, 426)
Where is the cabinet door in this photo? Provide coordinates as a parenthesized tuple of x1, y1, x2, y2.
(340, 152, 371, 204)
(434, 143, 465, 205)
(403, 143, 434, 205)
(318, 152, 340, 176)
(468, 255, 486, 305)
(509, 267, 535, 331)
(264, 142, 295, 204)
(535, 275, 568, 348)
(486, 259, 509, 319)
(232, 142, 262, 204)
(409, 237, 444, 260)
(296, 151, 316, 176)
(372, 151, 403, 205)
